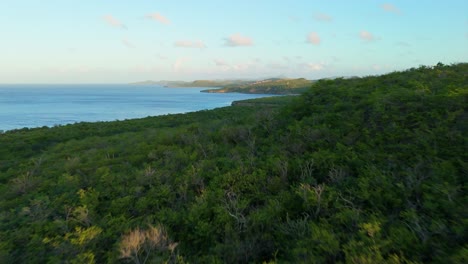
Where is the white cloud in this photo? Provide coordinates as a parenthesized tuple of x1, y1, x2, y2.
(359, 30, 377, 42)
(224, 33, 253, 47)
(307, 32, 321, 45)
(381, 3, 401, 14)
(122, 38, 135, 48)
(306, 63, 324, 71)
(313, 13, 333, 22)
(102, 15, 126, 29)
(174, 40, 206, 49)
(146, 13, 170, 24)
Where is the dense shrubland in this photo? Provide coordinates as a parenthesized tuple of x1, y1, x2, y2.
(0, 63, 466, 263)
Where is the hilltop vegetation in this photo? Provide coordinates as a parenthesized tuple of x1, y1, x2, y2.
(0, 63, 467, 263)
(202, 78, 313, 94)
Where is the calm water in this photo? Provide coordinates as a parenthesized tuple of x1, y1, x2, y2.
(0, 84, 272, 131)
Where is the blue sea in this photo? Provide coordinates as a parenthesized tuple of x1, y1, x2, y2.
(0, 84, 272, 131)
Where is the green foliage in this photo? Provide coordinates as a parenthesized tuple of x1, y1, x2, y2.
(0, 63, 466, 263)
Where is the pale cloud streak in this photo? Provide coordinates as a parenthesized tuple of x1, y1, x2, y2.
(313, 13, 333, 22)
(395, 41, 411, 47)
(174, 40, 206, 49)
(307, 32, 321, 45)
(214, 59, 229, 67)
(381, 3, 401, 14)
(102, 15, 126, 29)
(146, 13, 171, 24)
(359, 30, 377, 42)
(224, 33, 253, 46)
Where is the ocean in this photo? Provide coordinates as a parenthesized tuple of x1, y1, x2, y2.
(0, 84, 272, 131)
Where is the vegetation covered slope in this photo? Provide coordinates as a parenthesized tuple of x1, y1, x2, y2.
(202, 78, 313, 94)
(0, 63, 467, 263)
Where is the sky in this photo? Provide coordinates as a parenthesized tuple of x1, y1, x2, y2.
(0, 0, 467, 83)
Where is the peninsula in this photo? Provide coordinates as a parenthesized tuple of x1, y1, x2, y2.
(132, 78, 314, 95)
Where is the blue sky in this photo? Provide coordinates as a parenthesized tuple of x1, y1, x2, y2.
(0, 0, 467, 83)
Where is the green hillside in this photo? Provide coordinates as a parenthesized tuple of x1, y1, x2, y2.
(1, 63, 467, 263)
(202, 78, 313, 94)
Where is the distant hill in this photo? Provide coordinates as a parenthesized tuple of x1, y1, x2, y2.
(202, 78, 314, 94)
(130, 79, 251, 87)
